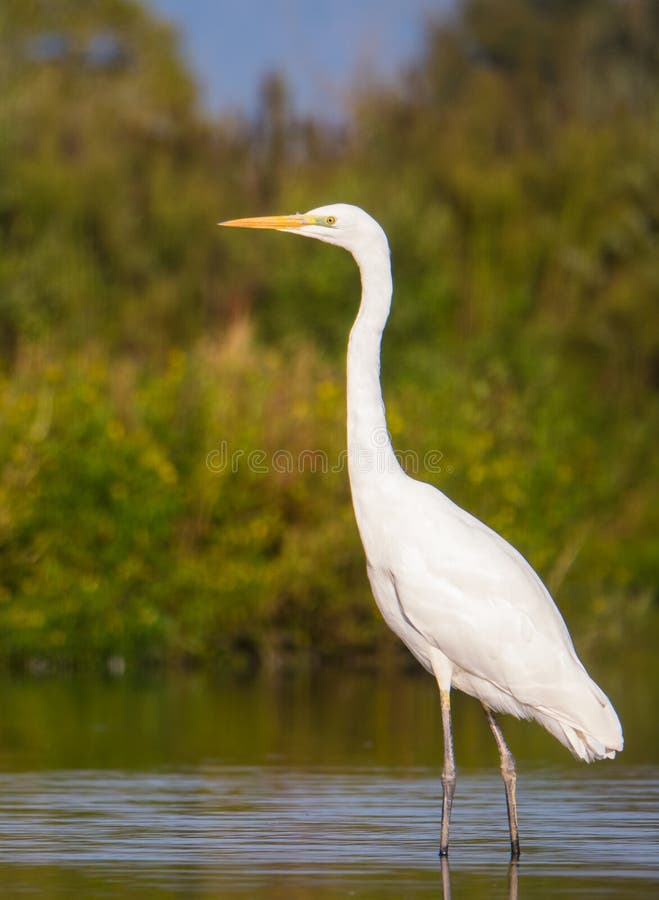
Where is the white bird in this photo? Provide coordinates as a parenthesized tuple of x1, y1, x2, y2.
(221, 203, 623, 858)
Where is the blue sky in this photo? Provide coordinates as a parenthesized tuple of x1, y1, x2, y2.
(144, 0, 454, 119)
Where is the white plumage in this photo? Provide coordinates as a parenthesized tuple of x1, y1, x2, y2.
(221, 202, 623, 856)
(362, 477, 621, 764)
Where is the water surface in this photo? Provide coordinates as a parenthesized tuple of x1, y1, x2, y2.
(0, 667, 656, 897)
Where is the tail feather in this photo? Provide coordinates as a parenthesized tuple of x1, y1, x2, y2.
(534, 675, 623, 762)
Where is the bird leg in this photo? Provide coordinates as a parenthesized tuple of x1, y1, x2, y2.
(439, 687, 456, 856)
(483, 704, 521, 859)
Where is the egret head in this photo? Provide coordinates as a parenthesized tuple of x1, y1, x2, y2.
(220, 203, 389, 260)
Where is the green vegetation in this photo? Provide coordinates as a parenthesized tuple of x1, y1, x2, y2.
(0, 0, 657, 670)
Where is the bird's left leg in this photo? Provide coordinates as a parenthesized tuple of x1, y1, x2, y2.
(483, 704, 520, 859)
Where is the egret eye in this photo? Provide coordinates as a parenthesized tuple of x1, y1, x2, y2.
(325, 215, 337, 226)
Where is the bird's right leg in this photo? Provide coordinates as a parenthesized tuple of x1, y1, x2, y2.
(438, 685, 456, 856)
(430, 652, 456, 856)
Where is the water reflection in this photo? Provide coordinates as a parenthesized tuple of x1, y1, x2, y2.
(0, 764, 656, 897)
(0, 669, 656, 898)
(508, 861, 519, 900)
(441, 858, 518, 900)
(440, 858, 518, 900)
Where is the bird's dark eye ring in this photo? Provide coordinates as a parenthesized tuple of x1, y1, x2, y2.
(325, 215, 337, 226)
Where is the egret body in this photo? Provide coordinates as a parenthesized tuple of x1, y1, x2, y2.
(221, 203, 623, 857)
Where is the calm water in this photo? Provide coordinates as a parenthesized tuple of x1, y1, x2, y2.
(0, 662, 656, 898)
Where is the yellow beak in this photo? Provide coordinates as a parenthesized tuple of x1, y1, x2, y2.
(219, 213, 312, 230)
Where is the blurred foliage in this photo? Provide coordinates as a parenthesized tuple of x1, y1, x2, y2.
(0, 0, 657, 669)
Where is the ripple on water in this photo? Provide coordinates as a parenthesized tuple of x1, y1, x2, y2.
(0, 765, 657, 895)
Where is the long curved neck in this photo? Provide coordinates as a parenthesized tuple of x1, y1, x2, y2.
(347, 241, 401, 494)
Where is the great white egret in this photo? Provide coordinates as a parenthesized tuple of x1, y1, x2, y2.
(220, 203, 623, 858)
